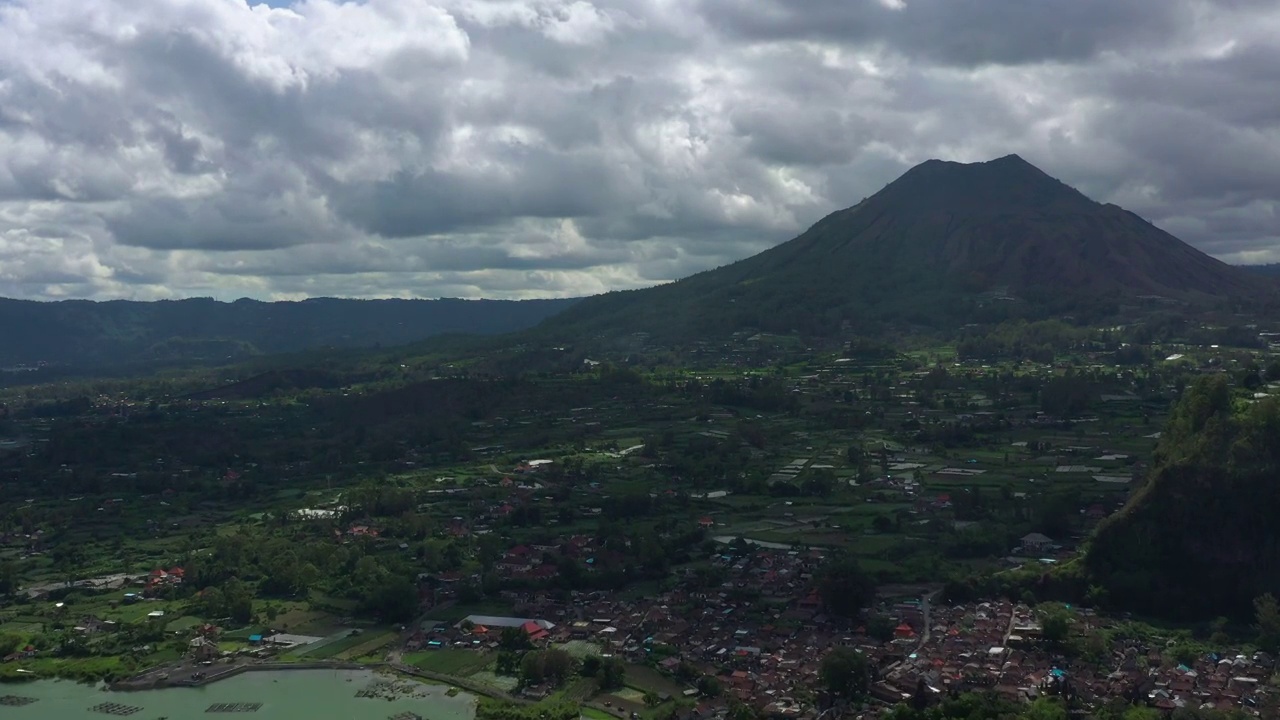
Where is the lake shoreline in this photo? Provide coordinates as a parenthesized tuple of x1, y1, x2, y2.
(101, 655, 526, 706)
(107, 659, 375, 691)
(3, 667, 479, 720)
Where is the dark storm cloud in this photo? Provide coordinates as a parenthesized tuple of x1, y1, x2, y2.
(1, 0, 1279, 300)
(105, 190, 335, 252)
(329, 153, 626, 238)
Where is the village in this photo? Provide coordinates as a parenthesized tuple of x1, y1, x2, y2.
(4, 323, 1280, 719)
(396, 539, 1278, 718)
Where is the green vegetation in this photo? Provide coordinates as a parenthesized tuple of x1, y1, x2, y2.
(818, 647, 869, 698)
(1085, 375, 1280, 620)
(405, 649, 493, 676)
(476, 696, 579, 720)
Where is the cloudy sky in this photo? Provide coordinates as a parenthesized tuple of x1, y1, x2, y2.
(1, 0, 1278, 302)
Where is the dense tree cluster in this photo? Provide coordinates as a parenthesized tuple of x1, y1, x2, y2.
(815, 556, 876, 617)
(819, 647, 869, 698)
(956, 320, 1087, 363)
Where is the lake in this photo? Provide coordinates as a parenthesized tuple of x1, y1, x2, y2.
(0, 668, 476, 720)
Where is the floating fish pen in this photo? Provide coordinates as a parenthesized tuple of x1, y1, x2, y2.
(355, 681, 395, 699)
(206, 703, 264, 713)
(89, 702, 143, 716)
(0, 695, 38, 706)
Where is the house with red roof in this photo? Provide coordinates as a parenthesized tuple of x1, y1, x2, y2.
(521, 620, 549, 642)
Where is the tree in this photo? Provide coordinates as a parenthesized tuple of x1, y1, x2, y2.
(598, 658, 626, 691)
(366, 577, 419, 623)
(1241, 371, 1264, 391)
(865, 613, 896, 642)
(222, 578, 254, 625)
(1266, 361, 1280, 383)
(816, 556, 875, 617)
(0, 632, 22, 654)
(496, 651, 522, 676)
(541, 649, 573, 685)
(801, 468, 836, 497)
(580, 655, 601, 678)
(819, 647, 869, 698)
(1037, 603, 1074, 649)
(1121, 707, 1161, 720)
(1255, 593, 1280, 652)
(1023, 697, 1068, 720)
(517, 648, 547, 681)
(697, 675, 722, 697)
(500, 626, 533, 651)
(1208, 616, 1230, 647)
(0, 561, 17, 596)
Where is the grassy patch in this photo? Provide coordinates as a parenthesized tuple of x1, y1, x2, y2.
(611, 687, 646, 702)
(0, 654, 126, 682)
(334, 630, 396, 661)
(296, 631, 365, 659)
(469, 670, 520, 692)
(164, 615, 204, 632)
(622, 664, 685, 696)
(272, 606, 339, 635)
(557, 640, 602, 659)
(405, 648, 493, 676)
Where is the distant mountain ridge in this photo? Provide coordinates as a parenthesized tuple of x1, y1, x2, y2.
(1243, 264, 1280, 277)
(542, 155, 1273, 341)
(0, 296, 579, 367)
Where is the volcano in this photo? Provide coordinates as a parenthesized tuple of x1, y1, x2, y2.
(544, 154, 1270, 339)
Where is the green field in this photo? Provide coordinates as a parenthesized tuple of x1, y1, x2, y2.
(404, 648, 493, 676)
(164, 615, 203, 632)
(469, 670, 520, 692)
(294, 631, 365, 659)
(335, 630, 397, 660)
(557, 640, 603, 658)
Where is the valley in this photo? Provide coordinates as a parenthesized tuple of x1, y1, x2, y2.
(2, 157, 1279, 720)
(2, 320, 1278, 720)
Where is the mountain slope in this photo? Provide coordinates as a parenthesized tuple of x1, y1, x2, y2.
(0, 296, 579, 367)
(543, 155, 1270, 340)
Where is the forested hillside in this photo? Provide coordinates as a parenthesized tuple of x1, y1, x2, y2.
(1085, 375, 1280, 620)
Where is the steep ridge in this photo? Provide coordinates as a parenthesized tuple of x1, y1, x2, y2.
(0, 296, 580, 367)
(1084, 375, 1280, 620)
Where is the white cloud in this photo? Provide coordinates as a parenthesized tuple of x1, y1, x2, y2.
(1, 0, 1279, 301)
